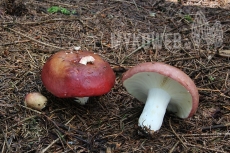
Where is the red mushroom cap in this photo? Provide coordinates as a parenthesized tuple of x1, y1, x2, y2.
(41, 50, 115, 98)
(122, 62, 199, 118)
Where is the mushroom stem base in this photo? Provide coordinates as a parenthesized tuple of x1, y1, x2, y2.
(75, 97, 89, 105)
(138, 88, 171, 132)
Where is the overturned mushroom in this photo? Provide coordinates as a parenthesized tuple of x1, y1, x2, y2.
(122, 62, 199, 134)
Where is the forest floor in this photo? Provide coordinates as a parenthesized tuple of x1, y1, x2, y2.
(0, 0, 230, 152)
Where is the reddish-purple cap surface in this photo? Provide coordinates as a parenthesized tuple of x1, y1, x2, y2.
(41, 50, 115, 98)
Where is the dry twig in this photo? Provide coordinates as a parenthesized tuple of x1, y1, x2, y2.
(3, 27, 65, 50)
(169, 119, 188, 149)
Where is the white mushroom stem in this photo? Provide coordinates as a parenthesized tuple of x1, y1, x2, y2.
(75, 97, 89, 105)
(79, 56, 95, 65)
(138, 88, 171, 132)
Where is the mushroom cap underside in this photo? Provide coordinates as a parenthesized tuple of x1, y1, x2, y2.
(122, 62, 199, 118)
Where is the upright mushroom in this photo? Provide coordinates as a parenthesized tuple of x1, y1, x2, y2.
(122, 62, 199, 133)
(41, 50, 115, 104)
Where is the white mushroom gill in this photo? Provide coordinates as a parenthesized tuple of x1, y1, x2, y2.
(123, 72, 193, 132)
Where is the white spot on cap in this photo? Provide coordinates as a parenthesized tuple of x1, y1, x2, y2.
(79, 56, 95, 65)
(73, 46, 81, 51)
